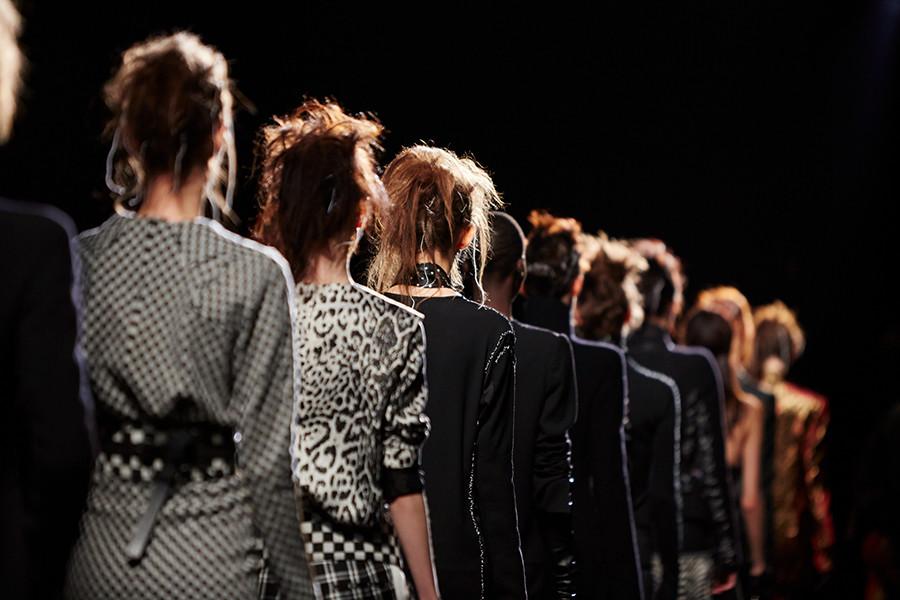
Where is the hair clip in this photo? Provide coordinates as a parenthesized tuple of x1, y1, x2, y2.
(324, 174, 338, 215)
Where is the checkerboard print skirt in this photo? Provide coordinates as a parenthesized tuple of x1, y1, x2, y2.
(302, 505, 409, 600)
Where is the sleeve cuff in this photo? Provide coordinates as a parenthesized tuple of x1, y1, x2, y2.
(382, 466, 424, 503)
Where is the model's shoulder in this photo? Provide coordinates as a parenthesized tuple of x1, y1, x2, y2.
(1, 199, 76, 242)
(513, 319, 570, 353)
(457, 296, 514, 334)
(354, 283, 425, 322)
(195, 219, 292, 284)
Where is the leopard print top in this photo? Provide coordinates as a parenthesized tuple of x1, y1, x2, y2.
(291, 281, 430, 527)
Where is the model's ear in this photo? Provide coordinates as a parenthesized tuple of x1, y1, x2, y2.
(457, 224, 476, 250)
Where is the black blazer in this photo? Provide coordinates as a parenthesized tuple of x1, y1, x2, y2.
(627, 324, 740, 576)
(512, 320, 577, 598)
(0, 199, 94, 600)
(626, 357, 681, 600)
(570, 337, 644, 600)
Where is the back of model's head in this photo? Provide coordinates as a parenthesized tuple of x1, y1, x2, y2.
(751, 301, 805, 378)
(684, 309, 733, 359)
(0, 0, 23, 144)
(523, 210, 582, 299)
(697, 285, 755, 367)
(577, 236, 647, 341)
(253, 99, 385, 281)
(104, 32, 234, 212)
(484, 211, 526, 285)
(369, 145, 502, 292)
(631, 238, 685, 320)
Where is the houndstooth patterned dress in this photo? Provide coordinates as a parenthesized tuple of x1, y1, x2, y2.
(64, 213, 313, 599)
(291, 282, 430, 599)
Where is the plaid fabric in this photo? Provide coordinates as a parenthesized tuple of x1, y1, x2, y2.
(301, 506, 408, 599)
(311, 560, 399, 599)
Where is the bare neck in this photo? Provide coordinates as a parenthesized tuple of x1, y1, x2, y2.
(303, 248, 350, 285)
(483, 278, 513, 318)
(138, 172, 206, 222)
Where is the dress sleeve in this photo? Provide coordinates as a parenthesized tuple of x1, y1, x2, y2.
(475, 327, 528, 599)
(232, 262, 312, 599)
(382, 318, 430, 502)
(533, 334, 577, 513)
(649, 383, 680, 600)
(696, 354, 739, 575)
(17, 219, 95, 598)
(804, 397, 834, 575)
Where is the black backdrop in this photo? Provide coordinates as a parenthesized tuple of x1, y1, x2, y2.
(1, 2, 897, 595)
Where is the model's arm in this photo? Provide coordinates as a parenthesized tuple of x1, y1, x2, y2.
(741, 401, 766, 576)
(15, 214, 94, 598)
(649, 382, 680, 600)
(696, 353, 740, 586)
(533, 336, 578, 598)
(233, 263, 312, 599)
(476, 328, 528, 599)
(803, 396, 835, 575)
(390, 494, 439, 600)
(383, 319, 437, 598)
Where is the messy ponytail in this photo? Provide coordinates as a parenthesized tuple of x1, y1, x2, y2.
(369, 145, 502, 296)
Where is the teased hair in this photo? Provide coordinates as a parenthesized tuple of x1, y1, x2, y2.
(369, 145, 502, 295)
(684, 309, 741, 428)
(630, 238, 686, 319)
(751, 301, 806, 378)
(696, 286, 756, 368)
(252, 99, 386, 281)
(0, 0, 23, 143)
(576, 234, 648, 341)
(523, 210, 583, 299)
(104, 32, 236, 218)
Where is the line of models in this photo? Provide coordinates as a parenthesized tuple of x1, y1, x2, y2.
(1, 20, 834, 600)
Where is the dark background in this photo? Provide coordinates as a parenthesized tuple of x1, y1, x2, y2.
(1, 2, 897, 596)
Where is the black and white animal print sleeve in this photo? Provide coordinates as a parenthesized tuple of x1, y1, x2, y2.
(382, 319, 430, 502)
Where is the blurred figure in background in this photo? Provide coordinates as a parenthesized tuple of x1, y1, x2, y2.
(750, 302, 834, 599)
(0, 2, 95, 598)
(513, 211, 641, 597)
(482, 211, 578, 599)
(697, 286, 776, 570)
(575, 235, 681, 600)
(63, 33, 311, 598)
(628, 240, 740, 599)
(514, 210, 584, 335)
(684, 309, 767, 597)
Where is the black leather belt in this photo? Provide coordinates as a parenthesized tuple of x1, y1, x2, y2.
(97, 413, 236, 563)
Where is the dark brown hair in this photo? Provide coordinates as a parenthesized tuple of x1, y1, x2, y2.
(750, 301, 806, 380)
(523, 210, 583, 299)
(630, 239, 686, 320)
(369, 145, 501, 293)
(104, 32, 235, 214)
(484, 211, 526, 285)
(684, 309, 741, 429)
(252, 99, 386, 281)
(576, 237, 647, 341)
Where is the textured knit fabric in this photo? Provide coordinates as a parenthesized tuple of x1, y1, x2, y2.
(291, 282, 429, 599)
(64, 213, 312, 599)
